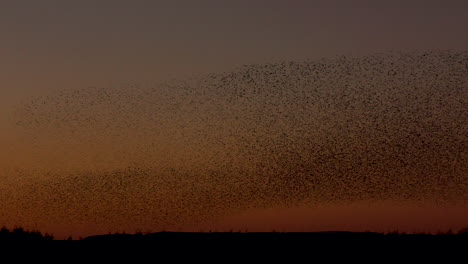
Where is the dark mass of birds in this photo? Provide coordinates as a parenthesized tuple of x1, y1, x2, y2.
(1, 50, 467, 232)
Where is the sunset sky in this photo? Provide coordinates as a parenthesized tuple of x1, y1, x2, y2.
(2, 1, 468, 110)
(1, 1, 467, 238)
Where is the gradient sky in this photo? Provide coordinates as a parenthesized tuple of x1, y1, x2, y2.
(1, 1, 467, 237)
(2, 1, 468, 110)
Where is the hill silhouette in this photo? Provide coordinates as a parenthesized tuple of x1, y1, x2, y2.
(1, 227, 467, 256)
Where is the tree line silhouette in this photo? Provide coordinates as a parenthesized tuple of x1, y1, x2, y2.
(0, 226, 53, 241)
(1, 226, 467, 241)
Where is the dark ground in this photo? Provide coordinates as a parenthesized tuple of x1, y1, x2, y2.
(1, 230, 466, 259)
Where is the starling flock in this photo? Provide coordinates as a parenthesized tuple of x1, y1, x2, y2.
(1, 50, 467, 233)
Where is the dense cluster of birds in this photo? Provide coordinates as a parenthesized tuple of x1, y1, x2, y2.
(1, 50, 467, 233)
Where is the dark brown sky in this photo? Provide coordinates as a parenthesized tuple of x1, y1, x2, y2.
(1, 1, 467, 237)
(1, 1, 468, 110)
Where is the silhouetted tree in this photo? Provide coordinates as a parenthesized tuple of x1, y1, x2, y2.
(0, 226, 54, 241)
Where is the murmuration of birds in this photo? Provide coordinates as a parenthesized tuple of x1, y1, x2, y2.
(1, 50, 467, 232)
